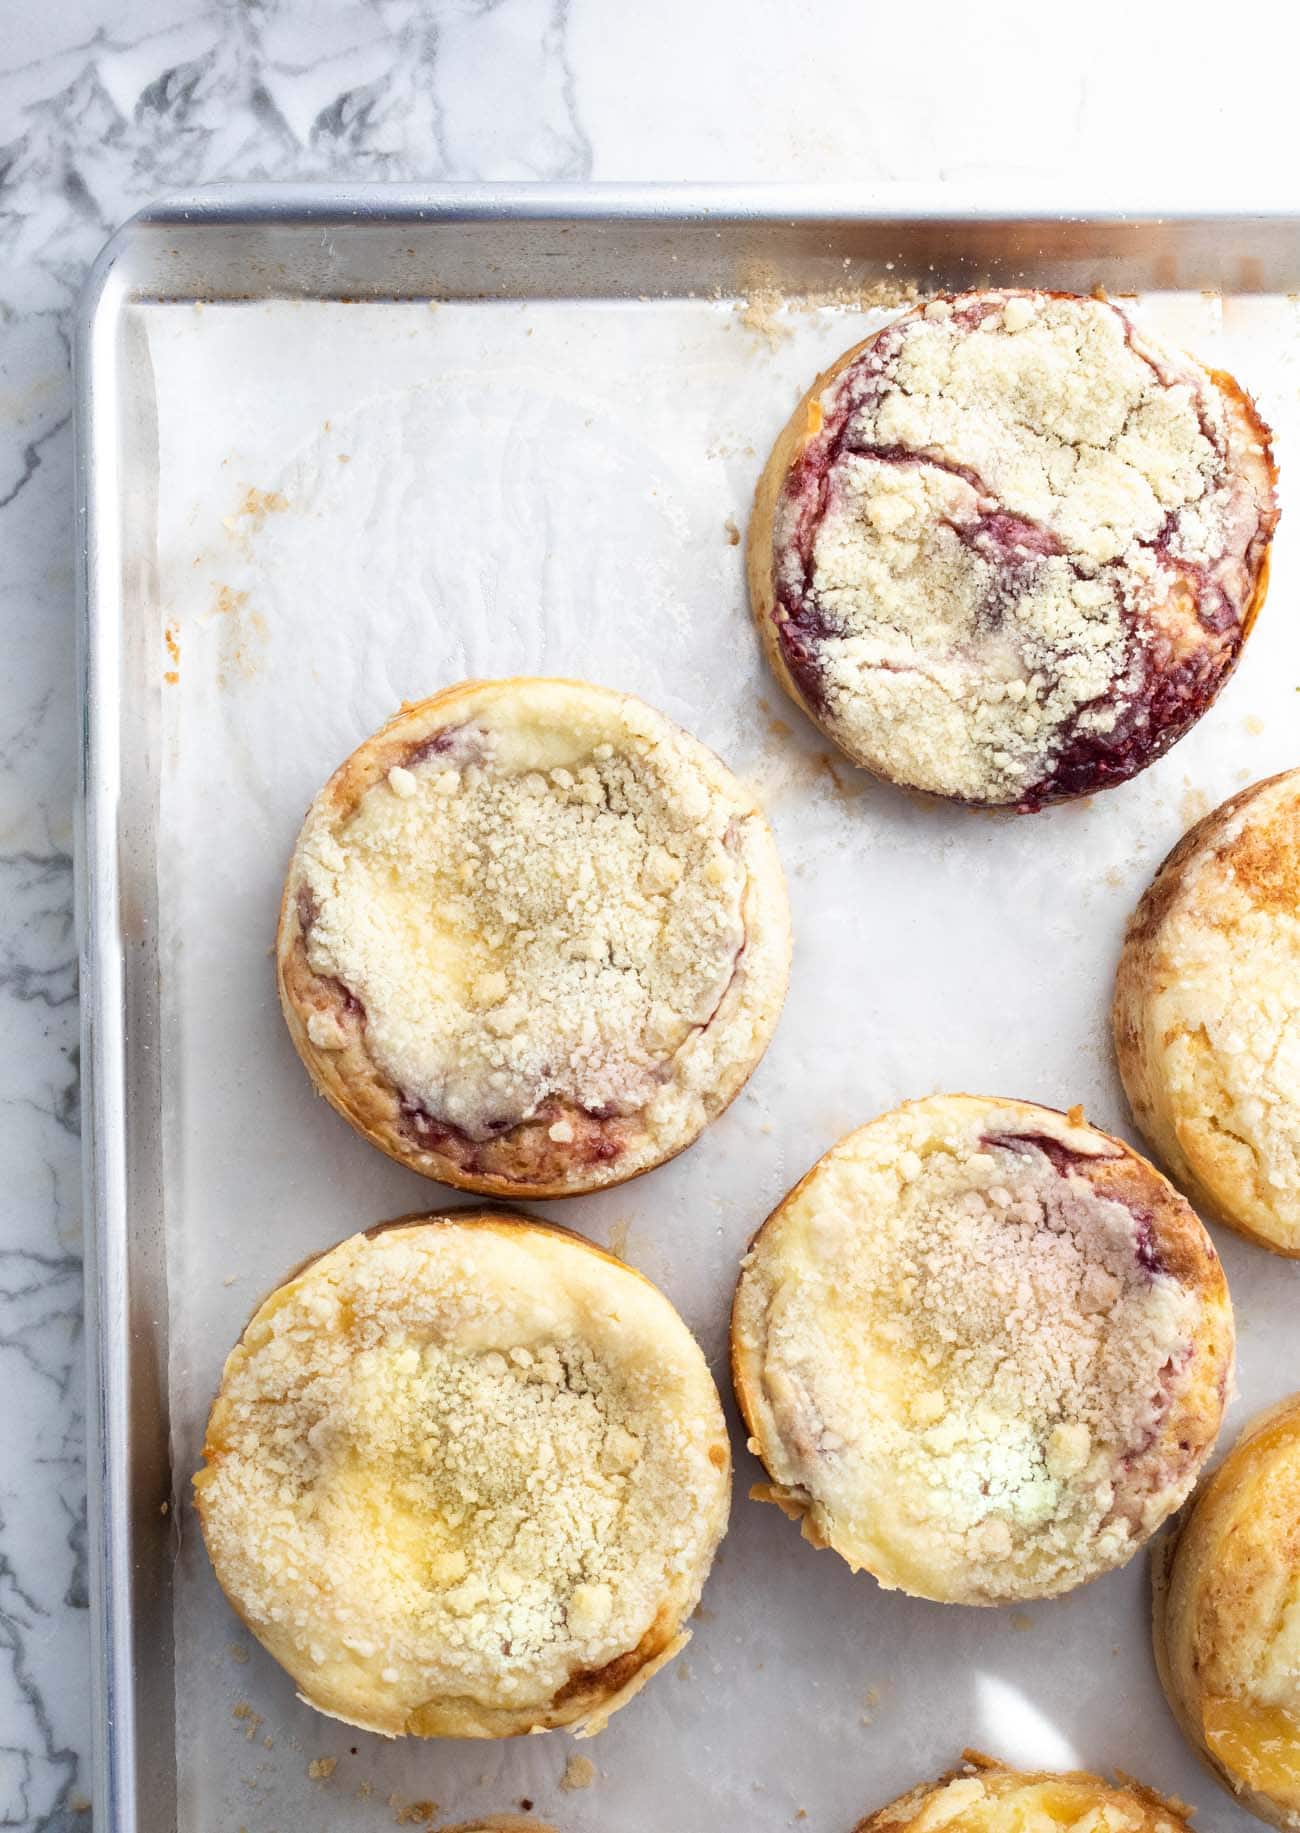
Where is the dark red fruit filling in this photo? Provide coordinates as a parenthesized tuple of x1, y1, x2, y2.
(982, 1132, 1168, 1278)
(332, 978, 363, 1018)
(296, 885, 319, 936)
(1018, 618, 1232, 811)
(982, 1131, 1118, 1179)
(403, 721, 485, 770)
(1127, 1206, 1167, 1279)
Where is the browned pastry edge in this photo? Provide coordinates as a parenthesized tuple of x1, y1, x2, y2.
(276, 679, 789, 1199)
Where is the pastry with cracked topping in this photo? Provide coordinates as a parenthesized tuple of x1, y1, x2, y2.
(1155, 1395, 1300, 1829)
(277, 678, 791, 1197)
(853, 1752, 1194, 1833)
(730, 1094, 1232, 1603)
(1115, 769, 1300, 1255)
(193, 1213, 731, 1739)
(749, 289, 1277, 809)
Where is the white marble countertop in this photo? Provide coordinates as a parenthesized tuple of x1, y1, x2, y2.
(0, 0, 1292, 1823)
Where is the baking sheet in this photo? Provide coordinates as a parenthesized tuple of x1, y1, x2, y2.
(145, 284, 1300, 1832)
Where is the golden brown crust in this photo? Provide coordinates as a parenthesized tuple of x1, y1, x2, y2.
(195, 1210, 730, 1739)
(1155, 1396, 1300, 1829)
(1114, 770, 1300, 1256)
(277, 678, 790, 1199)
(853, 1754, 1194, 1832)
(731, 1093, 1233, 1604)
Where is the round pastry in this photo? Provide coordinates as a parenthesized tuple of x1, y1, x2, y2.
(193, 1212, 731, 1738)
(1115, 769, 1300, 1256)
(1155, 1395, 1300, 1828)
(277, 678, 790, 1197)
(749, 288, 1277, 810)
(853, 1753, 1194, 1833)
(731, 1093, 1233, 1604)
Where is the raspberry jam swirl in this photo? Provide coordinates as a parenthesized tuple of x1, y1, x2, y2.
(761, 291, 1277, 809)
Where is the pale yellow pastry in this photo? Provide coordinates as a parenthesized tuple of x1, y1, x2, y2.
(731, 1094, 1233, 1604)
(194, 1213, 731, 1738)
(749, 289, 1277, 809)
(277, 678, 790, 1198)
(1155, 1395, 1300, 1828)
(1115, 769, 1300, 1256)
(853, 1752, 1194, 1833)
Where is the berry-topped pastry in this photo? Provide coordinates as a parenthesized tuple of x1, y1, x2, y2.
(277, 679, 790, 1197)
(731, 1094, 1233, 1603)
(749, 290, 1277, 809)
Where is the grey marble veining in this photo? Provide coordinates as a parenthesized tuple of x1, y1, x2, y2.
(0, 4, 592, 1823)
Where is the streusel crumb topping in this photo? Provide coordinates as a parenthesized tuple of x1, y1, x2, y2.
(196, 1222, 729, 1723)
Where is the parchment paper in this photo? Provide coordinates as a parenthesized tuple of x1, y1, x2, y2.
(145, 285, 1300, 1833)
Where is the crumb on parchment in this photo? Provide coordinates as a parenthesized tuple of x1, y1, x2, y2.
(561, 1754, 596, 1791)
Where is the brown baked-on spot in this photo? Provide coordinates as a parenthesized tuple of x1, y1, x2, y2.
(1215, 801, 1300, 914)
(553, 1612, 672, 1709)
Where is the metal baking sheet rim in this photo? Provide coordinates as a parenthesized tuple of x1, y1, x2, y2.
(75, 183, 1300, 1833)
